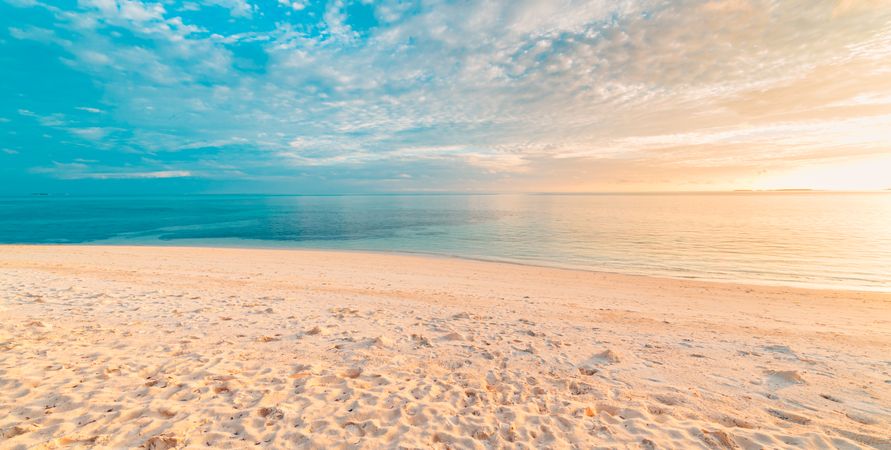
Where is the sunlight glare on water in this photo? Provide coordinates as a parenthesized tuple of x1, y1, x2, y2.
(2, 193, 890, 291)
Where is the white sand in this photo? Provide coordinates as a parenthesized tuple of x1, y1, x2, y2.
(1, 245, 889, 449)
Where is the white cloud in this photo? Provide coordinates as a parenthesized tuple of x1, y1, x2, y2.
(9, 0, 891, 190)
(30, 161, 193, 179)
(87, 170, 193, 179)
(8, 26, 59, 43)
(78, 0, 165, 22)
(199, 0, 255, 17)
(278, 0, 307, 11)
(118, 0, 165, 21)
(67, 127, 115, 141)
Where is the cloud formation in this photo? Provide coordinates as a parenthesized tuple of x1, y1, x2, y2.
(2, 0, 891, 192)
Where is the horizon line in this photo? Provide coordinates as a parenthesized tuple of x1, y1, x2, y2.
(4, 189, 891, 197)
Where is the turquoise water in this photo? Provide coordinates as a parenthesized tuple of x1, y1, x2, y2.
(2, 193, 890, 291)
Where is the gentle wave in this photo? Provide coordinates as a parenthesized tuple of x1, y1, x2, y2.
(1, 193, 889, 291)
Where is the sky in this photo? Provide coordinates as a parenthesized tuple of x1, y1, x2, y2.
(2, 0, 891, 194)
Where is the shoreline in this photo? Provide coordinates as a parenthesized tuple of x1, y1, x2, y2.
(11, 242, 891, 294)
(1, 245, 889, 448)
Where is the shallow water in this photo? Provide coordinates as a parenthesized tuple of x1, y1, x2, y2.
(2, 193, 890, 291)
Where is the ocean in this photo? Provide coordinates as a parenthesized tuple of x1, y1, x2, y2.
(2, 193, 889, 291)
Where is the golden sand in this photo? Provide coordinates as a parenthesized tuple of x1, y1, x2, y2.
(1, 246, 889, 449)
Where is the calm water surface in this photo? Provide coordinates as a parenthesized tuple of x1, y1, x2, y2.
(2, 193, 889, 291)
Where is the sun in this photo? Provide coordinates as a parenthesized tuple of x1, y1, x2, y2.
(754, 154, 891, 191)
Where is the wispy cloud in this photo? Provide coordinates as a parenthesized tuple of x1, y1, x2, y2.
(87, 170, 193, 179)
(30, 161, 193, 179)
(3, 0, 891, 192)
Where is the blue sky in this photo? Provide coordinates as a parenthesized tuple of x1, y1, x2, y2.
(2, 0, 891, 194)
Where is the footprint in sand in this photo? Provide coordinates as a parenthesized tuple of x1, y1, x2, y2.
(411, 334, 432, 347)
(592, 349, 621, 363)
(440, 332, 465, 341)
(765, 370, 806, 387)
(25, 320, 53, 331)
(144, 433, 178, 450)
(763, 344, 795, 354)
(700, 429, 737, 450)
(569, 381, 598, 396)
(340, 367, 362, 379)
(304, 326, 331, 336)
(578, 349, 621, 374)
(343, 422, 365, 444)
(766, 408, 811, 425)
(330, 307, 360, 318)
(845, 411, 878, 425)
(364, 336, 392, 348)
(258, 406, 285, 422)
(1, 423, 39, 439)
(762, 344, 814, 362)
(714, 415, 755, 429)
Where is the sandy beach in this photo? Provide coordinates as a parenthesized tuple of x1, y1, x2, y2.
(1, 245, 889, 449)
